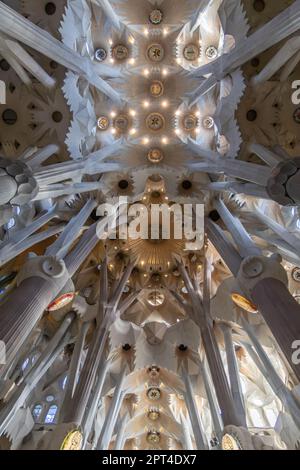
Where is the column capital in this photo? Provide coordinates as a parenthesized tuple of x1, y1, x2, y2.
(16, 256, 70, 287)
(267, 158, 300, 206)
(237, 254, 288, 300)
(0, 156, 38, 207)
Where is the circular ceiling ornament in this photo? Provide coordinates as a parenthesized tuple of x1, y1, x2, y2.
(147, 44, 165, 62)
(205, 45, 218, 60)
(112, 44, 129, 61)
(147, 290, 165, 307)
(148, 409, 160, 421)
(202, 116, 215, 129)
(97, 116, 110, 131)
(147, 431, 161, 444)
(148, 148, 164, 164)
(182, 113, 198, 132)
(292, 267, 300, 282)
(231, 293, 258, 314)
(146, 112, 165, 131)
(114, 114, 130, 133)
(147, 387, 161, 401)
(181, 180, 193, 190)
(94, 48, 107, 62)
(150, 80, 164, 98)
(149, 9, 163, 25)
(60, 430, 83, 451)
(222, 434, 241, 451)
(183, 43, 200, 61)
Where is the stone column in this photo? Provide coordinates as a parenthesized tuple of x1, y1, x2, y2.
(180, 411, 194, 450)
(97, 369, 127, 450)
(242, 338, 300, 430)
(181, 367, 208, 450)
(188, 0, 300, 102)
(176, 258, 242, 428)
(82, 357, 110, 444)
(0, 312, 75, 435)
(220, 323, 247, 428)
(200, 322, 243, 428)
(0, 257, 70, 371)
(200, 359, 223, 443)
(237, 257, 300, 383)
(0, 2, 121, 102)
(59, 322, 90, 423)
(114, 411, 129, 450)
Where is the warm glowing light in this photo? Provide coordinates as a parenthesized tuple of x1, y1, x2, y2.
(129, 58, 136, 65)
(129, 109, 136, 117)
(175, 109, 182, 117)
(161, 137, 168, 145)
(143, 100, 150, 108)
(108, 39, 113, 45)
(143, 137, 150, 145)
(161, 100, 169, 108)
(61, 430, 83, 451)
(163, 28, 168, 36)
(110, 111, 117, 118)
(129, 128, 137, 135)
(176, 58, 182, 65)
(162, 68, 168, 76)
(143, 68, 150, 77)
(110, 58, 115, 64)
(111, 128, 117, 135)
(144, 28, 149, 36)
(231, 293, 258, 314)
(129, 36, 135, 44)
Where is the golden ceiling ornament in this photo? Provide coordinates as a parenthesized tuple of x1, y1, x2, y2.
(146, 112, 165, 131)
(147, 290, 165, 307)
(112, 44, 129, 61)
(183, 43, 200, 61)
(182, 113, 198, 131)
(148, 409, 160, 421)
(149, 9, 163, 25)
(150, 80, 164, 98)
(231, 293, 258, 314)
(147, 387, 161, 401)
(114, 114, 130, 133)
(147, 431, 161, 444)
(292, 267, 300, 282)
(147, 44, 165, 62)
(125, 229, 185, 273)
(97, 116, 110, 131)
(221, 433, 242, 451)
(60, 430, 83, 451)
(148, 148, 164, 163)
